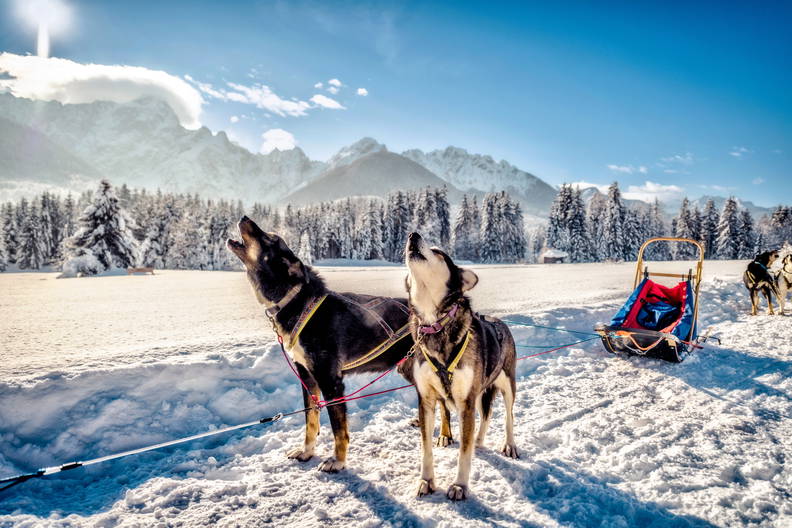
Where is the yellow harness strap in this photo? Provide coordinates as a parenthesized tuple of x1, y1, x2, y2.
(288, 295, 328, 349)
(341, 323, 411, 371)
(421, 331, 471, 377)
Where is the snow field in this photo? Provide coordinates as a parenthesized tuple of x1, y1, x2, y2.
(0, 262, 790, 527)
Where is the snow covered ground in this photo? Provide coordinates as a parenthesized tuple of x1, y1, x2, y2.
(0, 261, 790, 527)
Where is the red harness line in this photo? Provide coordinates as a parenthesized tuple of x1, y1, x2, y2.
(515, 337, 599, 360)
(277, 333, 415, 409)
(278, 334, 593, 408)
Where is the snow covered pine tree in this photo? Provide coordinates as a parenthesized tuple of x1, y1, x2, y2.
(716, 197, 741, 260)
(63, 180, 139, 276)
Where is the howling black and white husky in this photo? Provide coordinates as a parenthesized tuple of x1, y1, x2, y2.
(404, 232, 518, 501)
(228, 216, 436, 472)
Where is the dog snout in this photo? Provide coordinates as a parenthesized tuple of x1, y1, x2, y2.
(407, 232, 423, 251)
(238, 215, 259, 238)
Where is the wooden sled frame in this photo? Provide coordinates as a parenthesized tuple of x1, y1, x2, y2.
(595, 237, 705, 362)
(633, 237, 704, 342)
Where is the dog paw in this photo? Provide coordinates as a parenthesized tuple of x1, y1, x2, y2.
(501, 443, 520, 459)
(408, 416, 420, 428)
(446, 483, 468, 501)
(286, 447, 314, 462)
(317, 457, 345, 473)
(436, 435, 455, 447)
(416, 478, 436, 497)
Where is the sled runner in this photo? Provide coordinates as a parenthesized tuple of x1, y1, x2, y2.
(595, 237, 704, 362)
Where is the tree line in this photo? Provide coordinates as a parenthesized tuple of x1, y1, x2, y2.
(0, 181, 527, 273)
(544, 182, 791, 262)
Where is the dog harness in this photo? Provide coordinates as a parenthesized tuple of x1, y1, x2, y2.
(418, 304, 460, 334)
(287, 294, 328, 349)
(420, 331, 471, 395)
(268, 288, 412, 371)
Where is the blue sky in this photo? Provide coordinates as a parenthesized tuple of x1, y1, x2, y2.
(0, 0, 789, 206)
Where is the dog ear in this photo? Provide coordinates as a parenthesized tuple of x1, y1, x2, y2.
(460, 268, 478, 292)
(286, 258, 308, 282)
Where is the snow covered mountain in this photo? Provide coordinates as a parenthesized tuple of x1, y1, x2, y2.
(283, 151, 462, 205)
(325, 137, 387, 171)
(687, 195, 774, 219)
(1, 93, 559, 212)
(402, 146, 557, 215)
(0, 93, 325, 203)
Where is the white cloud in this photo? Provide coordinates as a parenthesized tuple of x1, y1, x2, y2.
(0, 53, 204, 129)
(310, 94, 345, 110)
(623, 181, 684, 203)
(224, 82, 311, 117)
(729, 146, 751, 158)
(327, 85, 339, 94)
(356, 87, 368, 96)
(607, 164, 647, 174)
(660, 152, 695, 165)
(314, 82, 323, 89)
(260, 128, 296, 154)
(229, 115, 239, 123)
(752, 177, 765, 185)
(328, 78, 342, 87)
(188, 78, 347, 117)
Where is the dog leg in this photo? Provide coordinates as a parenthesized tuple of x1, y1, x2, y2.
(316, 375, 348, 472)
(417, 391, 437, 497)
(779, 284, 787, 315)
(475, 386, 496, 447)
(448, 397, 476, 501)
(750, 289, 759, 316)
(763, 287, 775, 315)
(497, 374, 519, 459)
(437, 399, 455, 447)
(287, 364, 321, 462)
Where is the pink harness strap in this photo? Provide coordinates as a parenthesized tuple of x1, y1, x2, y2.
(419, 303, 460, 334)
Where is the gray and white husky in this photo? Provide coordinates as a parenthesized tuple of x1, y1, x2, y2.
(776, 253, 792, 315)
(404, 232, 519, 501)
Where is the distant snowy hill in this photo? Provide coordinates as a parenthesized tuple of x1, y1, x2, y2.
(283, 151, 462, 205)
(0, 93, 325, 203)
(578, 186, 651, 213)
(688, 195, 774, 219)
(0, 116, 100, 200)
(402, 146, 557, 215)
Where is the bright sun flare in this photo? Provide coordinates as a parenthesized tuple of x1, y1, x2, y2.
(14, 0, 72, 58)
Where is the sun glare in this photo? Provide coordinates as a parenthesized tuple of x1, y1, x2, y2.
(14, 0, 72, 58)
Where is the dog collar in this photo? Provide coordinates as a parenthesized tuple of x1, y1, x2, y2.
(264, 283, 303, 316)
(418, 303, 460, 334)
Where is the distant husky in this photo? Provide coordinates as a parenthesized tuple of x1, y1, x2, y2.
(404, 232, 518, 501)
(227, 217, 454, 472)
(775, 253, 792, 315)
(743, 250, 780, 315)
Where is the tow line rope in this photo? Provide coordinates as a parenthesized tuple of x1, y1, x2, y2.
(0, 321, 594, 492)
